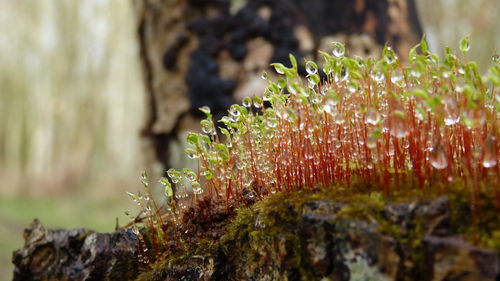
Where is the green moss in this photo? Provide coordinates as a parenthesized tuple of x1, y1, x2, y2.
(220, 190, 310, 279)
(136, 182, 499, 280)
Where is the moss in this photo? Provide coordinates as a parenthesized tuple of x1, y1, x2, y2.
(136, 183, 499, 281)
(220, 190, 310, 279)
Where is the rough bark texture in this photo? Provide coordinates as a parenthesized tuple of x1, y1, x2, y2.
(134, 0, 423, 182)
(12, 195, 499, 280)
(134, 195, 499, 281)
(12, 219, 140, 281)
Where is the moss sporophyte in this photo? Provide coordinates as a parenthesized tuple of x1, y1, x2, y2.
(126, 36, 500, 265)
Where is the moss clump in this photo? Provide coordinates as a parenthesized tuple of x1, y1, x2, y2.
(128, 37, 500, 279)
(135, 182, 498, 280)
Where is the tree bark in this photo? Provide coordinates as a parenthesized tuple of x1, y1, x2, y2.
(12, 219, 139, 281)
(134, 0, 423, 185)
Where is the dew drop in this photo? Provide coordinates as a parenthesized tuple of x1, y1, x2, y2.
(201, 121, 215, 135)
(373, 72, 385, 83)
(192, 182, 203, 194)
(348, 84, 357, 94)
(389, 112, 408, 138)
(385, 54, 397, 65)
(229, 105, 241, 118)
(444, 116, 459, 126)
(199, 106, 211, 115)
(429, 143, 448, 170)
(242, 97, 252, 108)
(184, 171, 197, 182)
(266, 118, 278, 128)
(390, 71, 403, 83)
(261, 71, 269, 80)
(493, 54, 499, 63)
(482, 136, 498, 168)
(365, 109, 381, 125)
(410, 69, 421, 78)
(274, 65, 285, 74)
(253, 98, 263, 108)
(331, 42, 345, 58)
(366, 135, 378, 149)
(305, 61, 318, 75)
(186, 150, 198, 159)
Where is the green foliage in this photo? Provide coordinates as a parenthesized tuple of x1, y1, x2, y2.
(167, 36, 500, 206)
(127, 36, 500, 268)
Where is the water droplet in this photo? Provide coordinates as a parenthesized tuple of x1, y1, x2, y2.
(266, 118, 278, 128)
(348, 84, 358, 93)
(365, 109, 381, 125)
(373, 71, 385, 83)
(444, 115, 459, 126)
(390, 71, 403, 83)
(305, 61, 318, 75)
(185, 150, 198, 159)
(385, 53, 397, 65)
(430, 143, 448, 170)
(261, 71, 269, 80)
(184, 171, 197, 182)
(274, 65, 285, 74)
(331, 42, 345, 57)
(201, 121, 215, 134)
(410, 69, 421, 78)
(192, 182, 203, 194)
(242, 97, 252, 108)
(140, 171, 149, 187)
(493, 54, 499, 63)
(199, 106, 211, 115)
(324, 102, 335, 115)
(253, 98, 263, 108)
(426, 54, 438, 65)
(483, 136, 498, 168)
(443, 99, 460, 126)
(229, 105, 241, 118)
(389, 112, 408, 138)
(167, 168, 177, 179)
(366, 135, 378, 149)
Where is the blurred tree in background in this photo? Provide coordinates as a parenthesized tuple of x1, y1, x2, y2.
(0, 0, 144, 196)
(416, 0, 499, 70)
(0, 0, 144, 278)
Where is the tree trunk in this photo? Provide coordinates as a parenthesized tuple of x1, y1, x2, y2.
(134, 0, 423, 186)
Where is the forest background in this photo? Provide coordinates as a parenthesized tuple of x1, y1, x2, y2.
(0, 0, 498, 279)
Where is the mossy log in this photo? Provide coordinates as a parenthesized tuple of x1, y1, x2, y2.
(134, 0, 423, 178)
(13, 191, 499, 280)
(132, 190, 499, 281)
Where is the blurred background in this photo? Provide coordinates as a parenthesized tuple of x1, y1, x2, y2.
(0, 0, 498, 278)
